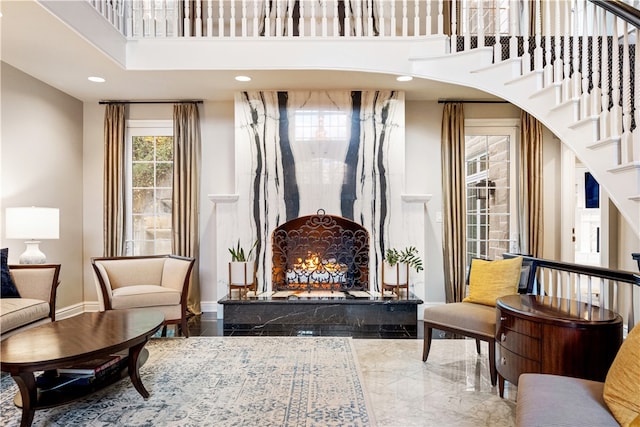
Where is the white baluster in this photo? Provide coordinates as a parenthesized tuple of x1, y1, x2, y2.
(218, 1, 224, 37)
(265, 0, 271, 37)
(621, 21, 632, 163)
(207, 0, 213, 36)
(463, 0, 470, 51)
(402, 0, 408, 37)
(477, 0, 484, 48)
(436, 0, 442, 35)
(355, 0, 362, 36)
(543, 0, 553, 85)
(534, 0, 543, 72)
(126, 0, 133, 36)
(344, 0, 351, 36)
(230, 0, 236, 37)
(194, 0, 202, 37)
(184, 0, 191, 36)
(414, 0, 419, 36)
(379, 0, 385, 37)
(288, 0, 294, 36)
(600, 7, 610, 140)
(322, 0, 328, 37)
(299, 0, 305, 36)
(571, 0, 581, 106)
(493, 0, 500, 63)
(369, 0, 375, 37)
(143, 0, 152, 37)
(451, 0, 458, 52)
(553, 0, 563, 85)
(276, 0, 282, 36)
(521, 0, 531, 73)
(562, 0, 571, 101)
(590, 2, 601, 119)
(310, 0, 317, 37)
(253, 0, 258, 36)
(426, 0, 432, 36)
(333, 0, 339, 36)
(580, 0, 591, 119)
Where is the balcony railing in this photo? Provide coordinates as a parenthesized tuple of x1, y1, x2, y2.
(89, 0, 520, 39)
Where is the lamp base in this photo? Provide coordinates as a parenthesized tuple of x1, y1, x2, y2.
(19, 241, 47, 264)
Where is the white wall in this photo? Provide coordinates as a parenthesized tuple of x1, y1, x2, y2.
(1, 62, 84, 312)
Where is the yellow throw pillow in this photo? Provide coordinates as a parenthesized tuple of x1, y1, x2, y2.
(463, 257, 523, 307)
(603, 325, 640, 427)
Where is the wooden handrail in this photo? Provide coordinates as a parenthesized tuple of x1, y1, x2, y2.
(589, 0, 640, 28)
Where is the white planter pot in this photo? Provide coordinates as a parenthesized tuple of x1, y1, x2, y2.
(382, 262, 409, 286)
(229, 261, 255, 285)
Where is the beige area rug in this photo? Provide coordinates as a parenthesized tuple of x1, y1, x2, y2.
(0, 337, 375, 426)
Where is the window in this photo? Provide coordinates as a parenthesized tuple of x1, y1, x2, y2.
(125, 121, 173, 256)
(465, 121, 518, 268)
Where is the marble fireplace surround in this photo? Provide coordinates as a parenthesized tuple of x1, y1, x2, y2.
(212, 90, 430, 318)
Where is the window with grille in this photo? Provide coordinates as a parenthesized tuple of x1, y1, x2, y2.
(125, 120, 173, 256)
(465, 122, 518, 268)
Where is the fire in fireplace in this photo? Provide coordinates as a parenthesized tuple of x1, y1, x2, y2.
(272, 210, 369, 292)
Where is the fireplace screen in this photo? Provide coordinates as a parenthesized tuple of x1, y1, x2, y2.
(272, 211, 369, 292)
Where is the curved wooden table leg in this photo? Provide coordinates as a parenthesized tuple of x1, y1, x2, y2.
(12, 372, 37, 427)
(127, 342, 150, 399)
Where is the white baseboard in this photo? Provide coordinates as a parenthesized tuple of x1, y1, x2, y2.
(56, 301, 217, 319)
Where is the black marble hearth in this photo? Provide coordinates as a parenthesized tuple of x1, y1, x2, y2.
(218, 292, 423, 338)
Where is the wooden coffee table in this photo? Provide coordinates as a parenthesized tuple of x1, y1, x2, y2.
(0, 309, 164, 427)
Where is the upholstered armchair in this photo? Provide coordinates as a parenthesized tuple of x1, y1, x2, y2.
(91, 255, 195, 337)
(422, 256, 533, 386)
(1, 264, 61, 340)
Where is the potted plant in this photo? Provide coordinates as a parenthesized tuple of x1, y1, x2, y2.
(228, 240, 258, 296)
(383, 246, 424, 287)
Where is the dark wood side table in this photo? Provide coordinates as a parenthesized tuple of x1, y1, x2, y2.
(495, 294, 623, 398)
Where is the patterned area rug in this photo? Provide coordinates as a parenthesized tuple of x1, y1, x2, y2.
(0, 337, 374, 426)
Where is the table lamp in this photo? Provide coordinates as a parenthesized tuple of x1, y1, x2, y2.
(5, 207, 59, 264)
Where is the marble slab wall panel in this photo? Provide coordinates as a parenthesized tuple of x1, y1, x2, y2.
(216, 90, 425, 298)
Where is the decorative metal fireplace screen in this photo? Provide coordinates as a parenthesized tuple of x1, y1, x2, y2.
(272, 211, 370, 291)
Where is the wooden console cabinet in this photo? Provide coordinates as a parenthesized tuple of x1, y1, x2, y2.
(495, 294, 623, 397)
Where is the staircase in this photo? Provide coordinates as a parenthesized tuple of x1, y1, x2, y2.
(407, 1, 640, 238)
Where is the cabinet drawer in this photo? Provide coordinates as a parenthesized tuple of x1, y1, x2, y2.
(496, 346, 541, 386)
(497, 311, 541, 337)
(497, 328, 540, 361)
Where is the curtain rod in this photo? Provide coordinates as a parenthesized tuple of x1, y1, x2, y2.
(437, 99, 509, 104)
(98, 100, 203, 105)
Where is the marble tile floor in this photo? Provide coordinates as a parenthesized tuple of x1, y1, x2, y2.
(187, 314, 517, 426)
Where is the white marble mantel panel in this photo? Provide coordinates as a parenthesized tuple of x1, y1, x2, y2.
(214, 90, 428, 305)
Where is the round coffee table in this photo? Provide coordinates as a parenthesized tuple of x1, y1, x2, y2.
(0, 309, 164, 427)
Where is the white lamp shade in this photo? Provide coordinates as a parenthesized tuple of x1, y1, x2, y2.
(5, 207, 60, 240)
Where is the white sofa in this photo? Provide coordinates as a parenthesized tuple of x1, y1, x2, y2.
(0, 264, 61, 340)
(91, 255, 195, 337)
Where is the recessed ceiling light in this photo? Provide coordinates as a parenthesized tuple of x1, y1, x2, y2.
(88, 76, 105, 83)
(235, 75, 252, 82)
(396, 75, 413, 82)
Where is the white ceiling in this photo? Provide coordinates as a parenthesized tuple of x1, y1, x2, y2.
(0, 0, 499, 103)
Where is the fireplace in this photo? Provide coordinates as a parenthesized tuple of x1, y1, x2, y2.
(272, 210, 369, 292)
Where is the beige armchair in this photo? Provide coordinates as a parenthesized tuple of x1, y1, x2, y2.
(1, 264, 61, 340)
(91, 255, 195, 337)
(422, 256, 533, 386)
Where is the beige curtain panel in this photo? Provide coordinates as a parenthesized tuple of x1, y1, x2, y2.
(519, 111, 543, 257)
(103, 103, 127, 257)
(173, 102, 202, 315)
(441, 102, 467, 303)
